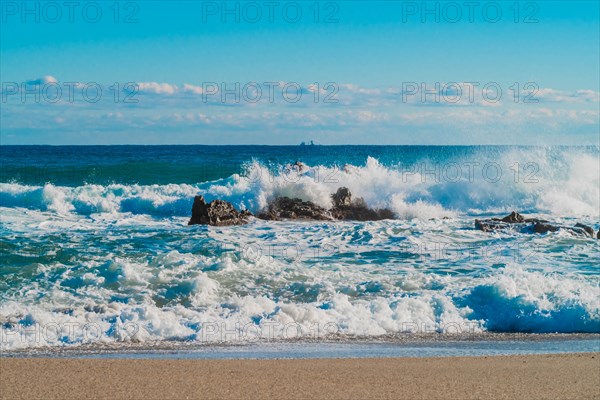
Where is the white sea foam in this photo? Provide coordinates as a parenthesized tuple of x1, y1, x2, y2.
(2, 258, 598, 350)
(1, 149, 599, 350)
(2, 150, 598, 219)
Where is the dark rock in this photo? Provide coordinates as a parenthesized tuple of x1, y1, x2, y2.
(331, 187, 352, 207)
(188, 195, 251, 226)
(475, 211, 596, 238)
(329, 187, 394, 221)
(478, 211, 546, 225)
(474, 219, 511, 232)
(500, 211, 525, 223)
(330, 202, 394, 221)
(533, 222, 560, 234)
(257, 197, 333, 221)
(534, 222, 593, 237)
(574, 223, 594, 238)
(256, 188, 394, 222)
(475, 211, 549, 232)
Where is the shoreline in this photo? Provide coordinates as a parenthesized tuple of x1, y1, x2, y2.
(2, 353, 598, 399)
(3, 333, 599, 359)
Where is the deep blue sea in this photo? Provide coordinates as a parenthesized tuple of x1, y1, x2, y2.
(1, 145, 599, 351)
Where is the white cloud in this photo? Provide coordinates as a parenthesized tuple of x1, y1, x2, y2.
(182, 84, 204, 95)
(4, 76, 598, 144)
(25, 76, 58, 86)
(535, 88, 600, 103)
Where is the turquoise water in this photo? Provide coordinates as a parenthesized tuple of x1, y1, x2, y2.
(1, 145, 599, 351)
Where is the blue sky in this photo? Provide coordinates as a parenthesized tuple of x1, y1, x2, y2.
(1, 1, 599, 144)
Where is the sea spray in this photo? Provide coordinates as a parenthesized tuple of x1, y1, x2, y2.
(1, 146, 599, 350)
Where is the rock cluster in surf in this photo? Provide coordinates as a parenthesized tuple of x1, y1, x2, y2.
(475, 211, 597, 238)
(188, 187, 394, 225)
(188, 196, 252, 226)
(329, 187, 395, 221)
(188, 197, 599, 239)
(257, 197, 331, 221)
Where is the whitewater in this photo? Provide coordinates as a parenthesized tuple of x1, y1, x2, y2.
(1, 145, 599, 350)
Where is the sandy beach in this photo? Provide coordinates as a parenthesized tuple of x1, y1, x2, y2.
(1, 353, 598, 400)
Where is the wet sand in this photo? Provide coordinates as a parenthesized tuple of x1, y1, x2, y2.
(1, 353, 598, 399)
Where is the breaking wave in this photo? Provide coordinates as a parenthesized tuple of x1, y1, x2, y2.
(2, 147, 599, 220)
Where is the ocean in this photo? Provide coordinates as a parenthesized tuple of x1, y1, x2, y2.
(1, 145, 599, 352)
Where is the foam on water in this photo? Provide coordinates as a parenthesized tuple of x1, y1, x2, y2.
(2, 147, 599, 219)
(1, 250, 598, 350)
(1, 146, 599, 350)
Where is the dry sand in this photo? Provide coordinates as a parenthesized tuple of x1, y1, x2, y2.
(1, 353, 599, 399)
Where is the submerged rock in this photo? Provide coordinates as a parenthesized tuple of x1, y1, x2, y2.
(475, 211, 545, 231)
(475, 211, 547, 232)
(575, 223, 595, 237)
(534, 222, 594, 237)
(188, 196, 252, 226)
(475, 212, 596, 238)
(532, 222, 560, 234)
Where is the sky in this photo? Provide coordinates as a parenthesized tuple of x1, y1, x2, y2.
(1, 0, 599, 145)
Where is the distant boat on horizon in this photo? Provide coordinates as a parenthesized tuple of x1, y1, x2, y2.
(300, 140, 315, 146)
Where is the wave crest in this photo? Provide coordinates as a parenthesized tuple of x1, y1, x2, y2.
(1, 148, 598, 219)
